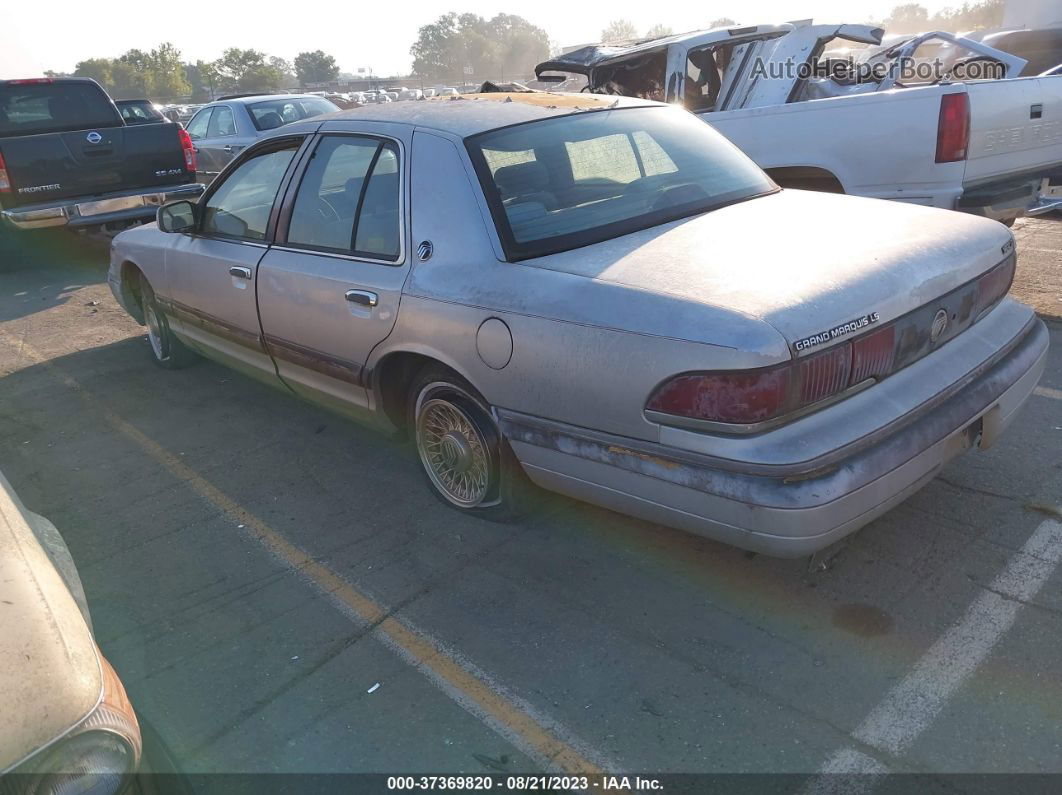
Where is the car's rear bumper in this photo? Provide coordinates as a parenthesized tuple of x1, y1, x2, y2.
(499, 316, 1048, 558)
(1, 183, 203, 230)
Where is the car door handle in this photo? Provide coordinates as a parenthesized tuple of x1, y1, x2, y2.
(229, 266, 252, 279)
(223, 145, 234, 153)
(192, 145, 200, 153)
(345, 289, 378, 307)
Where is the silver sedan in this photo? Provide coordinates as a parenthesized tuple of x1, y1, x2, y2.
(108, 94, 1048, 557)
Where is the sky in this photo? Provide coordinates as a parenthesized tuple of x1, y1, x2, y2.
(0, 0, 1009, 79)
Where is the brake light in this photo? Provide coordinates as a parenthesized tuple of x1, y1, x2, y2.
(6, 77, 54, 85)
(0, 150, 9, 193)
(646, 367, 793, 425)
(936, 93, 970, 163)
(974, 255, 1015, 317)
(850, 324, 896, 383)
(177, 128, 196, 173)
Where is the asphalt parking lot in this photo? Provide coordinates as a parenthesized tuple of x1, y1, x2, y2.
(0, 220, 1060, 784)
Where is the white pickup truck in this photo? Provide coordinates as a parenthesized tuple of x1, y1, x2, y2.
(536, 22, 1062, 223)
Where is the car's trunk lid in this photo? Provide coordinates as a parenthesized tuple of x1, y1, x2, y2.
(525, 189, 1013, 354)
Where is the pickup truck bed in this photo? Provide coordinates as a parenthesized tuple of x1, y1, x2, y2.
(0, 78, 203, 232)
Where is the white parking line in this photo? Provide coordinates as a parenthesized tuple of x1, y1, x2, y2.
(807, 518, 1062, 791)
(1034, 385, 1062, 401)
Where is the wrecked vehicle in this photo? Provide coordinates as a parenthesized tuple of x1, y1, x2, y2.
(108, 94, 1047, 557)
(0, 470, 143, 788)
(537, 22, 1062, 223)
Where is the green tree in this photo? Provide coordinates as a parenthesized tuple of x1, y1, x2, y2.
(210, 48, 286, 94)
(601, 19, 638, 42)
(883, 3, 930, 33)
(146, 43, 190, 100)
(73, 58, 114, 90)
(410, 12, 549, 83)
(269, 56, 297, 89)
(645, 24, 673, 38)
(294, 51, 339, 86)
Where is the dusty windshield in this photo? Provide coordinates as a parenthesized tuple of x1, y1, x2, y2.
(468, 106, 775, 259)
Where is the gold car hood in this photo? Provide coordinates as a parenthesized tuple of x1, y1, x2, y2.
(0, 472, 101, 772)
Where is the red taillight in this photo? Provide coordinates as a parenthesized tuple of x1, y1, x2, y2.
(936, 93, 970, 163)
(177, 128, 196, 173)
(646, 366, 793, 425)
(6, 77, 54, 85)
(975, 256, 1015, 317)
(0, 150, 10, 193)
(850, 324, 896, 383)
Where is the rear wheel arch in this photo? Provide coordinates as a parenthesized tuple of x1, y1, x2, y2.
(372, 351, 484, 437)
(766, 166, 847, 194)
(119, 260, 147, 324)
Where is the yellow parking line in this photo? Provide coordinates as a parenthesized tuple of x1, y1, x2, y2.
(1034, 385, 1062, 401)
(0, 330, 605, 775)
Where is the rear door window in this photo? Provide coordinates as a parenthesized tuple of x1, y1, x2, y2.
(0, 82, 120, 137)
(207, 105, 236, 137)
(185, 108, 212, 140)
(286, 135, 402, 261)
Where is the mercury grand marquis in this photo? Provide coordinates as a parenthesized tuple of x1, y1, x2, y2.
(108, 93, 1048, 557)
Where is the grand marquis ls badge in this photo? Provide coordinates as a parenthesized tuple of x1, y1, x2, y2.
(794, 312, 881, 352)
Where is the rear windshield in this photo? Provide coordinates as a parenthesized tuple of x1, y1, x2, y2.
(248, 97, 338, 131)
(466, 105, 775, 260)
(0, 82, 121, 137)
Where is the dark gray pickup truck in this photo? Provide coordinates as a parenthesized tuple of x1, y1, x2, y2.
(0, 78, 203, 232)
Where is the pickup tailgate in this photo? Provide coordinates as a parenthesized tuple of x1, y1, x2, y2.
(0, 124, 190, 209)
(965, 75, 1062, 185)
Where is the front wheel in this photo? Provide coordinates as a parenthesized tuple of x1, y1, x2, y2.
(410, 367, 532, 522)
(139, 274, 198, 369)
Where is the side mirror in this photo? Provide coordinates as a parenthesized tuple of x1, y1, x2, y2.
(157, 200, 196, 233)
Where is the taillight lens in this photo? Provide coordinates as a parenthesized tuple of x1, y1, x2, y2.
(178, 128, 196, 173)
(850, 324, 896, 383)
(936, 93, 970, 163)
(974, 254, 1015, 317)
(646, 366, 793, 424)
(647, 342, 859, 426)
(0, 149, 10, 193)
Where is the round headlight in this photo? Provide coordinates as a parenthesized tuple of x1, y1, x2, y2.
(22, 731, 136, 795)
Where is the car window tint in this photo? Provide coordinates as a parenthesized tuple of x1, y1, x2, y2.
(483, 148, 535, 175)
(185, 108, 212, 140)
(201, 147, 296, 240)
(633, 131, 678, 176)
(287, 137, 401, 261)
(353, 146, 401, 260)
(469, 106, 774, 259)
(565, 134, 642, 184)
(207, 105, 236, 137)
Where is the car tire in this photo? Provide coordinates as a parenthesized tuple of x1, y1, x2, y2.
(409, 366, 533, 522)
(139, 274, 198, 370)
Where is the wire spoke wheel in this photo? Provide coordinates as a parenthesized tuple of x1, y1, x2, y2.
(416, 397, 492, 508)
(144, 301, 165, 361)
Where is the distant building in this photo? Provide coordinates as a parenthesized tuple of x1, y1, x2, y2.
(1003, 0, 1062, 28)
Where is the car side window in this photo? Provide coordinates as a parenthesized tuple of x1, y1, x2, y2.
(185, 108, 212, 140)
(201, 146, 298, 241)
(286, 136, 402, 261)
(207, 105, 236, 138)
